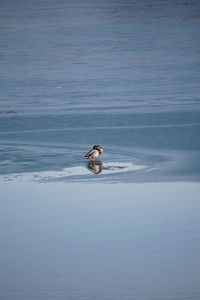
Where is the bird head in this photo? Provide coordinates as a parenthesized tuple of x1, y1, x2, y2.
(93, 145, 103, 154)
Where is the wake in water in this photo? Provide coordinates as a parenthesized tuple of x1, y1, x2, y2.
(0, 161, 148, 183)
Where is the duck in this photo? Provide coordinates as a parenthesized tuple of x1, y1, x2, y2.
(84, 145, 104, 162)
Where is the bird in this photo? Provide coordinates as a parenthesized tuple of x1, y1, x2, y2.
(84, 145, 104, 162)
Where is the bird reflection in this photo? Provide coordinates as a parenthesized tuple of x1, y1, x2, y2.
(86, 160, 103, 174)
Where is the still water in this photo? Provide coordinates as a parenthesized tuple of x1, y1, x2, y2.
(0, 1, 200, 299)
(1, 181, 200, 300)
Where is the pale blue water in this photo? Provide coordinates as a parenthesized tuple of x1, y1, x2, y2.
(1, 181, 200, 300)
(0, 0, 200, 182)
(1, 1, 200, 300)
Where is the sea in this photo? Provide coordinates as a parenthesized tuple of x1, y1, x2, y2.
(0, 1, 200, 299)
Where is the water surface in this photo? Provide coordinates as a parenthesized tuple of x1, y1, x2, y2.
(0, 181, 200, 300)
(1, 1, 200, 300)
(0, 0, 200, 182)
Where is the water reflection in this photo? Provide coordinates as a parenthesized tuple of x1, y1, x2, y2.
(86, 161, 139, 175)
(86, 161, 103, 174)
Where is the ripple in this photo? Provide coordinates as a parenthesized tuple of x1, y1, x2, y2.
(0, 162, 147, 183)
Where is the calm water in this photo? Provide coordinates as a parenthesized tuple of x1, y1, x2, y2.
(1, 181, 200, 300)
(1, 1, 200, 300)
(0, 0, 200, 182)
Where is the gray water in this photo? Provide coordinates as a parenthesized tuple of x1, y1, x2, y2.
(0, 0, 200, 182)
(1, 1, 200, 300)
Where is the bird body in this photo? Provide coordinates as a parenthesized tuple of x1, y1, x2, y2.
(84, 145, 103, 162)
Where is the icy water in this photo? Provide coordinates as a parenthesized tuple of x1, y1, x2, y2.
(1, 1, 200, 300)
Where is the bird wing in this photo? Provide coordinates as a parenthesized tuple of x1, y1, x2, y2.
(85, 149, 98, 158)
